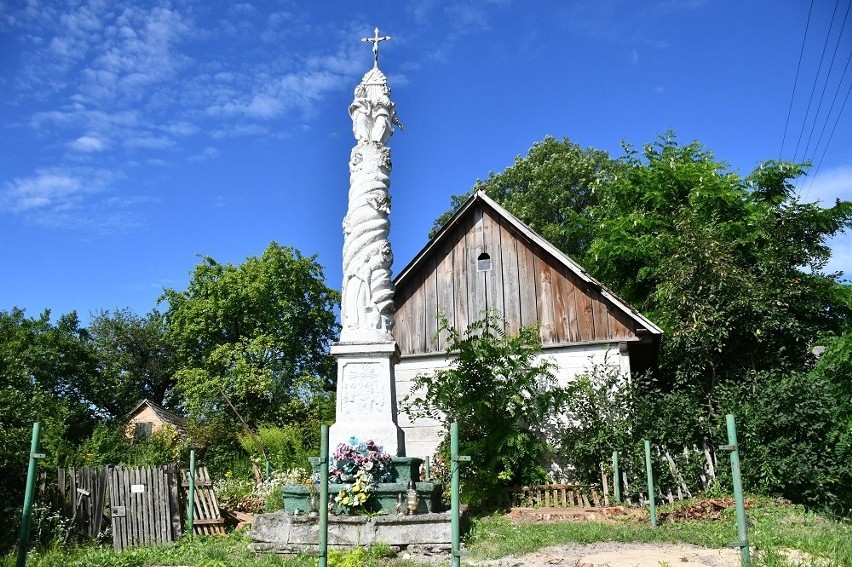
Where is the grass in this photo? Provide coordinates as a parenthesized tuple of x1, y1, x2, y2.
(466, 497, 852, 566)
(3, 498, 850, 566)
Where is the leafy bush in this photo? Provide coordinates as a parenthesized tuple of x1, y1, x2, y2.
(214, 468, 308, 513)
(554, 361, 636, 485)
(74, 423, 185, 467)
(238, 424, 313, 475)
(403, 314, 561, 510)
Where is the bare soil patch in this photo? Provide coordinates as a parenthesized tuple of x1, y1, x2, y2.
(465, 541, 741, 567)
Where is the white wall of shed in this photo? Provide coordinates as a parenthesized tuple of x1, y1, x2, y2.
(395, 341, 630, 460)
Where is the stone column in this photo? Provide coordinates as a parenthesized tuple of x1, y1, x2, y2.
(330, 38, 406, 456)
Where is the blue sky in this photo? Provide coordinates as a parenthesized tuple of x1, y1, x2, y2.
(2, 1, 851, 323)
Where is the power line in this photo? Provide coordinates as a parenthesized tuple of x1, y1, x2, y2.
(801, 0, 851, 161)
(806, 70, 852, 197)
(780, 0, 815, 158)
(807, 41, 852, 174)
(792, 0, 841, 163)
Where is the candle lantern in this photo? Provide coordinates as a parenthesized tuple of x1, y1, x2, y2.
(406, 480, 419, 515)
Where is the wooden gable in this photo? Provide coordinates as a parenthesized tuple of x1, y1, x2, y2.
(393, 192, 662, 358)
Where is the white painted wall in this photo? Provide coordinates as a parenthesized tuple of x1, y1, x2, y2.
(396, 341, 631, 459)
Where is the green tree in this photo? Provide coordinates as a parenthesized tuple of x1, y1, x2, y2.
(433, 133, 852, 507)
(403, 314, 560, 510)
(589, 137, 852, 389)
(161, 241, 339, 431)
(0, 308, 98, 551)
(86, 309, 178, 420)
(430, 136, 617, 259)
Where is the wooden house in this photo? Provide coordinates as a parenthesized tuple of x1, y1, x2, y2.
(392, 191, 663, 458)
(125, 399, 185, 440)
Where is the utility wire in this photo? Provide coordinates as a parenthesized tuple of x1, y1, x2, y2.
(793, 0, 841, 163)
(807, 41, 852, 177)
(805, 73, 852, 198)
(802, 0, 851, 161)
(781, 0, 815, 158)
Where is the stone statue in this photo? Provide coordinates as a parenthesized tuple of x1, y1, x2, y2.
(330, 27, 406, 457)
(339, 29, 401, 344)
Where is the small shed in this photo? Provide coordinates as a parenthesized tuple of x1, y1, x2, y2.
(125, 399, 185, 440)
(393, 191, 663, 457)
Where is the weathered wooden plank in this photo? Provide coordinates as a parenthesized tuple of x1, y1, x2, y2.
(591, 288, 611, 340)
(423, 253, 439, 352)
(576, 279, 596, 342)
(550, 260, 568, 344)
(498, 220, 522, 336)
(482, 209, 505, 321)
(451, 222, 469, 338)
(167, 463, 182, 539)
(435, 237, 455, 351)
(516, 240, 539, 329)
(393, 284, 415, 354)
(115, 467, 126, 550)
(609, 301, 635, 338)
(557, 266, 580, 342)
(130, 467, 140, 547)
(534, 254, 557, 344)
(413, 269, 427, 353)
(152, 467, 164, 544)
(468, 207, 487, 322)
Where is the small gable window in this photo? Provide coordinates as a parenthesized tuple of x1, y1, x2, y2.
(477, 252, 492, 272)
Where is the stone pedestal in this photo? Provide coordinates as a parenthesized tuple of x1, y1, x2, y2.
(329, 341, 406, 456)
(251, 511, 461, 557)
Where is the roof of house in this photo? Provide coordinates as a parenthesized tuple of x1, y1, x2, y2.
(394, 190, 664, 338)
(126, 399, 185, 427)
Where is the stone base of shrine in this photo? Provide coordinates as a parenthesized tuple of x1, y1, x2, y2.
(250, 511, 462, 557)
(329, 341, 406, 456)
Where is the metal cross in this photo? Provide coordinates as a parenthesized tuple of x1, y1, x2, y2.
(362, 27, 390, 66)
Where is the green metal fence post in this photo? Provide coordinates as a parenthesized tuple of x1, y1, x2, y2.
(643, 440, 657, 528)
(723, 414, 751, 567)
(612, 450, 621, 504)
(451, 422, 471, 567)
(424, 455, 431, 481)
(16, 422, 42, 567)
(318, 424, 329, 567)
(187, 449, 196, 538)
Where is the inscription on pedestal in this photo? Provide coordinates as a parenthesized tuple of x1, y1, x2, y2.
(340, 362, 387, 417)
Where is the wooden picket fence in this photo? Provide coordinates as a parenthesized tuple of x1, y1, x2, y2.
(108, 464, 182, 551)
(57, 467, 109, 538)
(58, 464, 223, 550)
(180, 467, 225, 536)
(508, 483, 602, 508)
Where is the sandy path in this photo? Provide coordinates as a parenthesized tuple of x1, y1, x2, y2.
(464, 541, 742, 567)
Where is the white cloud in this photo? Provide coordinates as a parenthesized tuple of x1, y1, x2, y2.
(124, 136, 176, 150)
(71, 135, 107, 152)
(1, 167, 113, 214)
(801, 165, 852, 205)
(797, 164, 852, 277)
(189, 147, 219, 162)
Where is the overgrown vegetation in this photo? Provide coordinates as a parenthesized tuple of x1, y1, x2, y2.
(437, 133, 852, 513)
(403, 314, 561, 510)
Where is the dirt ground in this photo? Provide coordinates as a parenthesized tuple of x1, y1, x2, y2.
(464, 541, 743, 567)
(461, 504, 748, 567)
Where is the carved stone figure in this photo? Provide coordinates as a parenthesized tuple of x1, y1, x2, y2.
(330, 28, 406, 457)
(339, 34, 401, 344)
